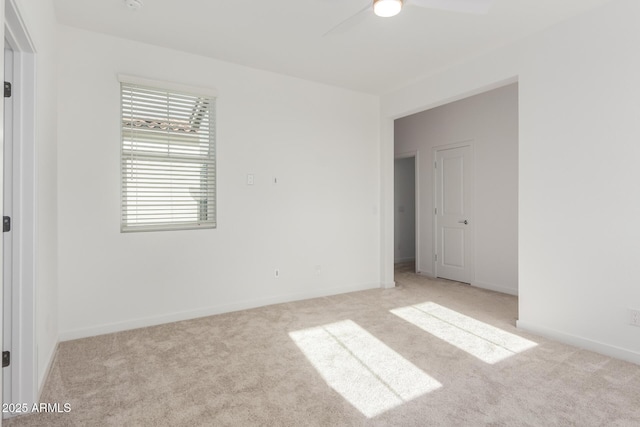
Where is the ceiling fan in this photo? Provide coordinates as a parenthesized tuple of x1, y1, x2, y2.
(324, 0, 494, 35)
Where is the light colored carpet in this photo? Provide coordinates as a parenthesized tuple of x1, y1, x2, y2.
(6, 266, 640, 426)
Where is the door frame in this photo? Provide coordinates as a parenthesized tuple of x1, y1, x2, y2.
(4, 0, 37, 412)
(432, 140, 474, 282)
(394, 151, 419, 272)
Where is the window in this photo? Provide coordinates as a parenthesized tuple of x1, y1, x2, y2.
(120, 76, 216, 232)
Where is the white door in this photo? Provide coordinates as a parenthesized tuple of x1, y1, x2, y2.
(435, 145, 473, 283)
(2, 43, 12, 410)
(0, 15, 6, 421)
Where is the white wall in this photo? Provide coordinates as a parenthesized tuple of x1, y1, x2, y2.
(394, 84, 519, 295)
(393, 157, 416, 263)
(56, 26, 381, 340)
(382, 0, 640, 363)
(13, 0, 59, 391)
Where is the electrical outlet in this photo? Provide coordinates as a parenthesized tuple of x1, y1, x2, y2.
(274, 269, 279, 278)
(629, 309, 640, 327)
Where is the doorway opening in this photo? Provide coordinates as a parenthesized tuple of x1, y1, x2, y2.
(3, 0, 38, 416)
(394, 154, 418, 277)
(391, 82, 518, 296)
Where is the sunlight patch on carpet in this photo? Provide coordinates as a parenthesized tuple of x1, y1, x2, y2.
(391, 302, 537, 364)
(290, 320, 441, 418)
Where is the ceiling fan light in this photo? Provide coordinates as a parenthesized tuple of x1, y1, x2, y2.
(373, 0, 403, 18)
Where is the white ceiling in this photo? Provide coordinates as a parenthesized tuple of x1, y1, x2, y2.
(53, 0, 615, 94)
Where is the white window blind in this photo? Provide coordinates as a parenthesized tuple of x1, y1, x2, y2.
(120, 81, 216, 232)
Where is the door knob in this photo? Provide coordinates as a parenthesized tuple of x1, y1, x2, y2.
(458, 220, 468, 225)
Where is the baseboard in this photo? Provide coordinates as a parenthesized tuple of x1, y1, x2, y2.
(38, 340, 59, 400)
(472, 280, 518, 296)
(59, 282, 380, 341)
(381, 281, 396, 289)
(517, 320, 640, 365)
(416, 271, 434, 278)
(394, 257, 415, 264)
(413, 273, 517, 296)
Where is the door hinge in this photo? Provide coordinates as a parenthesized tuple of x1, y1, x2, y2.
(435, 254, 438, 262)
(4, 81, 11, 98)
(2, 351, 9, 368)
(3, 216, 10, 232)
(434, 161, 437, 169)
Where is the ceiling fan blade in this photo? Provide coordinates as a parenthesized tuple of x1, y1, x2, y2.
(323, 3, 372, 37)
(407, 0, 493, 14)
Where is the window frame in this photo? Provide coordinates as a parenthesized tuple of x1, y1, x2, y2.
(118, 75, 218, 233)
